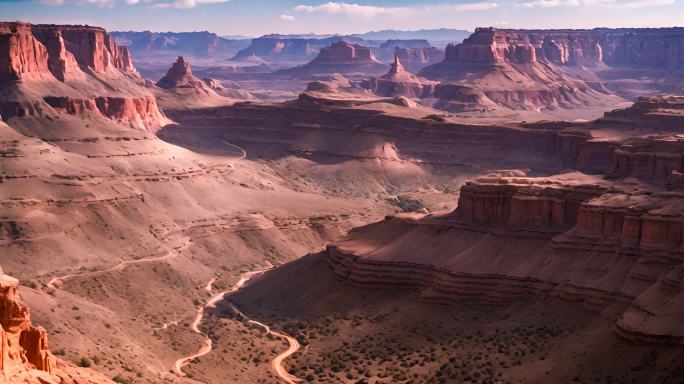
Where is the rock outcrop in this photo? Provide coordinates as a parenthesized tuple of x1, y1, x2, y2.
(416, 27, 684, 111)
(327, 175, 684, 345)
(0, 22, 171, 131)
(600, 95, 684, 132)
(0, 268, 56, 378)
(393, 47, 444, 72)
(156, 56, 206, 89)
(276, 41, 389, 77)
(0, 267, 115, 383)
(424, 27, 684, 70)
(363, 56, 436, 98)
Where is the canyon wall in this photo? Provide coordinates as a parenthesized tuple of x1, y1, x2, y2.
(433, 27, 684, 68)
(0, 22, 171, 131)
(327, 176, 684, 345)
(1, 22, 137, 83)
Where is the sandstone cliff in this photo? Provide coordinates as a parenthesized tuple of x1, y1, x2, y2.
(0, 22, 170, 131)
(327, 175, 684, 345)
(425, 27, 684, 70)
(0, 267, 114, 383)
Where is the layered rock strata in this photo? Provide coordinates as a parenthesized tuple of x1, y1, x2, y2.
(327, 176, 684, 345)
(0, 22, 169, 131)
(426, 27, 684, 70)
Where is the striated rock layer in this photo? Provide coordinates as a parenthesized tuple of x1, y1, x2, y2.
(427, 27, 684, 70)
(327, 175, 684, 345)
(0, 22, 170, 131)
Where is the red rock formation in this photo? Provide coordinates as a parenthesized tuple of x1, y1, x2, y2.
(363, 56, 436, 98)
(0, 268, 56, 378)
(0, 23, 50, 82)
(326, 176, 684, 344)
(430, 27, 684, 69)
(1, 22, 139, 83)
(455, 177, 606, 229)
(277, 41, 389, 76)
(156, 56, 206, 89)
(392, 47, 443, 72)
(94, 96, 170, 131)
(0, 268, 116, 383)
(601, 95, 684, 132)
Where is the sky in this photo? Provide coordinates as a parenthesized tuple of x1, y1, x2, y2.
(0, 0, 682, 36)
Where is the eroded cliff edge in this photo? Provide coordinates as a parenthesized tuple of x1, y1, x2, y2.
(327, 174, 684, 345)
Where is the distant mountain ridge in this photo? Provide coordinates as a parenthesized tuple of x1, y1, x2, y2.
(111, 30, 251, 58)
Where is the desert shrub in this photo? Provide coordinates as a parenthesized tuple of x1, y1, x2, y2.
(77, 357, 91, 367)
(387, 195, 425, 213)
(112, 376, 132, 384)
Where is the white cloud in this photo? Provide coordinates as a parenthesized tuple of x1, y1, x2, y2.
(152, 0, 227, 8)
(516, 0, 579, 8)
(280, 14, 296, 21)
(516, 0, 673, 7)
(125, 0, 140, 4)
(40, 0, 115, 5)
(620, 0, 674, 8)
(293, 2, 410, 17)
(441, 2, 499, 11)
(293, 2, 501, 18)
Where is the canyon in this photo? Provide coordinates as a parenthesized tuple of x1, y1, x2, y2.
(1, 18, 684, 384)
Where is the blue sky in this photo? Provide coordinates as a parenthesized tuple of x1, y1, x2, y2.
(1, 0, 682, 36)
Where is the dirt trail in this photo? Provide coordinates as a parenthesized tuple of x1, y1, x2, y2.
(47, 239, 192, 289)
(226, 303, 303, 383)
(173, 266, 273, 376)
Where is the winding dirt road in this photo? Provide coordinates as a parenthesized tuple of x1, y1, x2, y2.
(174, 267, 303, 383)
(246, 319, 302, 384)
(173, 267, 272, 376)
(222, 140, 247, 161)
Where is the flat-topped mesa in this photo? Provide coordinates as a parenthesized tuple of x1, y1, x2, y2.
(0, 267, 56, 378)
(433, 27, 684, 68)
(276, 40, 390, 76)
(311, 41, 381, 65)
(453, 177, 607, 230)
(600, 96, 684, 132)
(442, 28, 539, 65)
(608, 138, 684, 182)
(0, 22, 138, 83)
(572, 192, 684, 253)
(0, 22, 50, 82)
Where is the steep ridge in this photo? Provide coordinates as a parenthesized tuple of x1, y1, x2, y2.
(0, 267, 114, 383)
(0, 22, 169, 132)
(327, 173, 684, 344)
